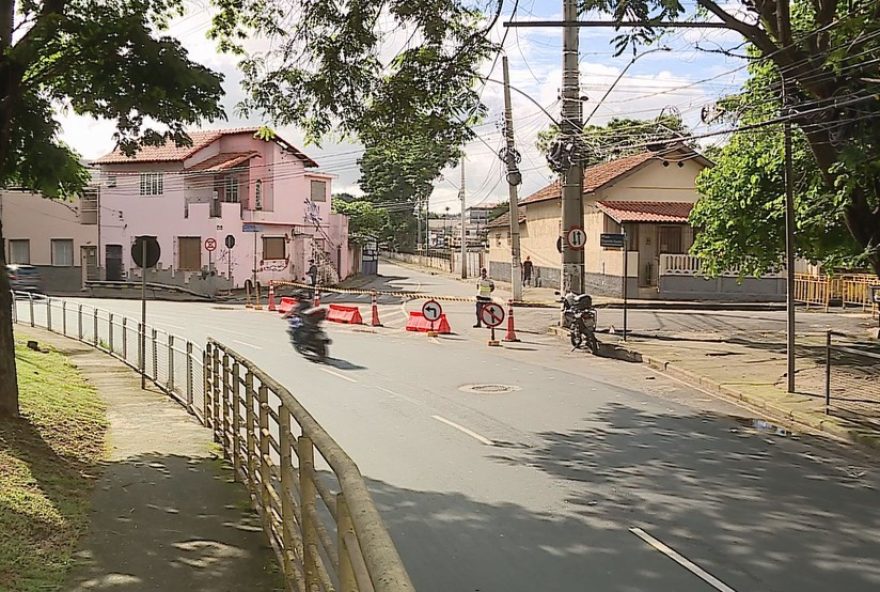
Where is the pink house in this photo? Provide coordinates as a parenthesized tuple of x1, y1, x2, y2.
(95, 127, 351, 292)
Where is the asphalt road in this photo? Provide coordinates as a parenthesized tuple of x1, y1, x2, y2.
(17, 262, 880, 591)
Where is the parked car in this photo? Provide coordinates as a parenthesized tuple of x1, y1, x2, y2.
(6, 264, 43, 294)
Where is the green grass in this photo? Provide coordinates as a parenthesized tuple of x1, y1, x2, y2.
(0, 340, 107, 591)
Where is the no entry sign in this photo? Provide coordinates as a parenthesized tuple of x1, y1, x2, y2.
(205, 237, 217, 252)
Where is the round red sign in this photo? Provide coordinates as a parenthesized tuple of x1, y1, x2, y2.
(205, 238, 217, 252)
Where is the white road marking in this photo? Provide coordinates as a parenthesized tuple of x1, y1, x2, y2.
(374, 386, 421, 405)
(320, 367, 358, 383)
(232, 339, 263, 350)
(431, 415, 494, 446)
(629, 528, 738, 592)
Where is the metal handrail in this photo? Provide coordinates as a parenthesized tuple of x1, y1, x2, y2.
(208, 339, 415, 592)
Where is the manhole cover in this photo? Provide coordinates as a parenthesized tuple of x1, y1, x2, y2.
(459, 384, 520, 394)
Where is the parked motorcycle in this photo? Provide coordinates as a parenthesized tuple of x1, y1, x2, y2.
(287, 302, 332, 362)
(558, 291, 600, 355)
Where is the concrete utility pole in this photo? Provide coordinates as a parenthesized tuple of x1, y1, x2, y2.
(782, 79, 797, 393)
(460, 158, 468, 279)
(561, 0, 584, 293)
(502, 55, 523, 301)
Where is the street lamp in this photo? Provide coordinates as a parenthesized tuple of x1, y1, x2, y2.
(584, 45, 672, 126)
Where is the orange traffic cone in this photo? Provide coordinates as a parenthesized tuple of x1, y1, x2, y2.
(268, 282, 277, 312)
(371, 290, 382, 326)
(503, 300, 520, 342)
(313, 286, 321, 308)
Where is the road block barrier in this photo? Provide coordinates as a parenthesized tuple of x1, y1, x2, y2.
(405, 311, 452, 334)
(273, 279, 481, 304)
(278, 296, 298, 315)
(327, 304, 364, 325)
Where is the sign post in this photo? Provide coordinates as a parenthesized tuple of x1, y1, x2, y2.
(224, 234, 235, 293)
(601, 232, 628, 340)
(479, 302, 505, 347)
(205, 237, 217, 296)
(243, 224, 260, 308)
(131, 236, 160, 390)
(422, 299, 443, 337)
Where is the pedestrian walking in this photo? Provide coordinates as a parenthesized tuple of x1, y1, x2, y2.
(473, 268, 495, 327)
(306, 259, 318, 298)
(522, 256, 534, 287)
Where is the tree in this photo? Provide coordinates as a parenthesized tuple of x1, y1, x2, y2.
(537, 114, 691, 167)
(691, 54, 863, 275)
(489, 201, 509, 221)
(583, 0, 880, 276)
(332, 199, 390, 239)
(0, 1, 224, 418)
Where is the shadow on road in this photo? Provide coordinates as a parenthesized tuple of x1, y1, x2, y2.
(324, 357, 366, 371)
(488, 402, 880, 592)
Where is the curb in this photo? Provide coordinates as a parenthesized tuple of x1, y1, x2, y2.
(546, 326, 879, 451)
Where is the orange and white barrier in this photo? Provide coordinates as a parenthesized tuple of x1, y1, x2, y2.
(326, 304, 363, 325)
(405, 312, 452, 334)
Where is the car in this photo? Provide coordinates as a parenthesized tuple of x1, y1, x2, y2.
(6, 264, 43, 294)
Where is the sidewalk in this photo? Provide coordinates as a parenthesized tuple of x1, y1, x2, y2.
(552, 325, 880, 450)
(17, 327, 282, 592)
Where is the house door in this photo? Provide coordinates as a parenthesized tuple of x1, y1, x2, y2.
(105, 245, 123, 281)
(81, 246, 98, 286)
(639, 224, 657, 287)
(178, 237, 202, 271)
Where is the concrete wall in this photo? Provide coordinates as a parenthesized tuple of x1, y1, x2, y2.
(659, 275, 787, 301)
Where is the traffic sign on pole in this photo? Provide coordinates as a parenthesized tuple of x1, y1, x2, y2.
(422, 299, 443, 322)
(479, 302, 505, 328)
(566, 227, 586, 250)
(205, 237, 217, 252)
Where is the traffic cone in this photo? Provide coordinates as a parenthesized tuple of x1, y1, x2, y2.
(313, 286, 321, 308)
(503, 300, 520, 342)
(370, 290, 382, 326)
(268, 282, 277, 312)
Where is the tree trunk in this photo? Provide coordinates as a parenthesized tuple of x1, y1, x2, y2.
(0, 215, 20, 418)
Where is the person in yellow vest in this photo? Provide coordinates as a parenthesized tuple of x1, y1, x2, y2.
(473, 268, 495, 328)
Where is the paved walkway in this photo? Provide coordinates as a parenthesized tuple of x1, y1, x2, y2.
(569, 327, 880, 450)
(17, 328, 282, 592)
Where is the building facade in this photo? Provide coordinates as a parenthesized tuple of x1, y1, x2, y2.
(95, 128, 351, 292)
(1, 189, 99, 293)
(488, 146, 786, 301)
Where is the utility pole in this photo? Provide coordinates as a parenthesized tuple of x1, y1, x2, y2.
(782, 79, 797, 393)
(561, 0, 584, 293)
(460, 158, 468, 279)
(502, 55, 523, 301)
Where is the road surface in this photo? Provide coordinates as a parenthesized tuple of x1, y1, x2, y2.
(16, 262, 880, 591)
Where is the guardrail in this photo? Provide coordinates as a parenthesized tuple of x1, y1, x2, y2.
(793, 274, 833, 311)
(205, 339, 415, 592)
(12, 291, 415, 592)
(11, 292, 204, 418)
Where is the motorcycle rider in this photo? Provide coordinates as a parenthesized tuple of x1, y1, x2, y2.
(282, 292, 311, 344)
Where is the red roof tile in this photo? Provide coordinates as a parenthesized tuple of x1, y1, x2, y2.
(596, 201, 694, 223)
(186, 152, 261, 172)
(96, 127, 319, 168)
(520, 151, 658, 205)
(488, 207, 526, 229)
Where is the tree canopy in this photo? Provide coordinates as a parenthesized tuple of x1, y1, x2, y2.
(331, 199, 390, 240)
(0, 0, 226, 417)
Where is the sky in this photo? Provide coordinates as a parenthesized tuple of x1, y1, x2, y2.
(57, 0, 750, 213)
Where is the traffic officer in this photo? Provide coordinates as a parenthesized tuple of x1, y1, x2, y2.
(474, 268, 495, 328)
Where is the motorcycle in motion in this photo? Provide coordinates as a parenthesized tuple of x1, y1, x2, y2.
(559, 291, 600, 355)
(285, 295, 332, 362)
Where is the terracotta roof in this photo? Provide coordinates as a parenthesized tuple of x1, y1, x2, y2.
(186, 152, 261, 172)
(596, 201, 694, 223)
(488, 207, 526, 229)
(95, 127, 319, 168)
(520, 151, 660, 205)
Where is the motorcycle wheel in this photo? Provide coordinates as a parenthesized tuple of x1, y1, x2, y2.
(569, 328, 583, 348)
(586, 331, 599, 355)
(314, 341, 328, 361)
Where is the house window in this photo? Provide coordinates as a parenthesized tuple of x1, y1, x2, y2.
(139, 172, 163, 196)
(225, 175, 239, 203)
(263, 236, 286, 260)
(255, 179, 263, 210)
(106, 174, 117, 188)
(177, 237, 202, 271)
(310, 180, 327, 202)
(51, 239, 74, 267)
(9, 239, 30, 264)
